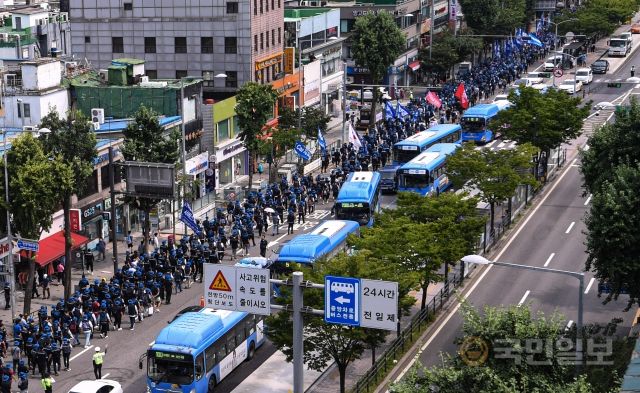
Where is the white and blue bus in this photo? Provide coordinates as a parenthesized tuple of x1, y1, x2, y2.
(380, 124, 462, 192)
(143, 308, 265, 393)
(397, 143, 460, 196)
(460, 103, 509, 143)
(273, 219, 360, 275)
(335, 171, 382, 227)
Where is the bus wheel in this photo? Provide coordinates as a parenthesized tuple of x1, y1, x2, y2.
(247, 342, 256, 361)
(208, 376, 217, 393)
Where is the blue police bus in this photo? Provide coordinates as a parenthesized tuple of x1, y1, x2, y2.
(460, 103, 507, 143)
(143, 308, 265, 393)
(397, 143, 460, 196)
(335, 171, 382, 226)
(380, 125, 462, 192)
(273, 219, 360, 275)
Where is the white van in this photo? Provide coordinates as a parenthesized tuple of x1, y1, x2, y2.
(575, 68, 593, 84)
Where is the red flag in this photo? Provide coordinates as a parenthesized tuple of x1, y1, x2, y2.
(425, 91, 442, 109)
(454, 82, 469, 109)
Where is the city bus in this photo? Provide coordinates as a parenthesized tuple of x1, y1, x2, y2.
(273, 219, 360, 276)
(460, 103, 506, 143)
(380, 124, 462, 192)
(397, 143, 460, 196)
(334, 171, 381, 227)
(142, 308, 265, 393)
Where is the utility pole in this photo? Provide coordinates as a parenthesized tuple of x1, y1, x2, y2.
(341, 60, 348, 144)
(108, 146, 118, 271)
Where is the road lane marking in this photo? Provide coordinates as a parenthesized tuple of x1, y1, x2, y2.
(103, 373, 110, 379)
(395, 146, 577, 383)
(584, 194, 592, 205)
(518, 290, 531, 305)
(565, 222, 575, 234)
(566, 320, 574, 329)
(70, 345, 93, 361)
(268, 233, 288, 247)
(544, 253, 555, 267)
(585, 277, 596, 294)
(570, 158, 579, 167)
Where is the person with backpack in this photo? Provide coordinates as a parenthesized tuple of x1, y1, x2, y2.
(98, 311, 111, 338)
(17, 371, 28, 393)
(127, 299, 138, 331)
(163, 274, 173, 305)
(11, 342, 21, 374)
(49, 343, 61, 376)
(0, 372, 11, 393)
(174, 268, 183, 294)
(61, 339, 71, 371)
(81, 317, 93, 348)
(260, 235, 268, 258)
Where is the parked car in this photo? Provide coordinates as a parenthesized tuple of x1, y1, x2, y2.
(543, 55, 564, 71)
(68, 379, 123, 393)
(632, 23, 640, 34)
(492, 94, 510, 103)
(590, 59, 610, 74)
(558, 79, 583, 94)
(512, 78, 539, 88)
(575, 68, 594, 85)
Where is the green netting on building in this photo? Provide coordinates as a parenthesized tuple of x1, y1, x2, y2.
(73, 84, 179, 119)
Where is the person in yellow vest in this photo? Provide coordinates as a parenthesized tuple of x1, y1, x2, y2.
(92, 345, 107, 379)
(41, 372, 55, 393)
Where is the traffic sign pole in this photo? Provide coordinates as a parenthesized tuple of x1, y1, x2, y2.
(292, 271, 304, 393)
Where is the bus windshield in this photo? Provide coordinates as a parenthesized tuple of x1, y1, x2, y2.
(335, 203, 371, 226)
(148, 351, 194, 386)
(380, 170, 396, 180)
(393, 147, 420, 164)
(460, 117, 486, 133)
(401, 173, 430, 189)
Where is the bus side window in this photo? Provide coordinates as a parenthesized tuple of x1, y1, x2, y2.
(216, 343, 227, 361)
(205, 344, 216, 372)
(245, 314, 256, 336)
(235, 325, 245, 345)
(226, 335, 236, 353)
(195, 353, 205, 380)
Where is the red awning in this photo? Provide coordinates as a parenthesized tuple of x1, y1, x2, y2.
(29, 231, 90, 267)
(409, 61, 421, 72)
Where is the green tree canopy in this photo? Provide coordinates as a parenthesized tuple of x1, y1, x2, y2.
(39, 110, 97, 298)
(351, 12, 405, 123)
(458, 0, 526, 36)
(257, 126, 301, 182)
(555, 0, 637, 37)
(235, 82, 279, 188)
(419, 31, 483, 75)
(581, 100, 640, 195)
(121, 105, 180, 251)
(266, 251, 415, 393)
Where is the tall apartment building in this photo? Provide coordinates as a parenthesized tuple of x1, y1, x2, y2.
(68, 0, 284, 96)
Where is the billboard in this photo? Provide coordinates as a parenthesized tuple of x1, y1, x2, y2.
(123, 161, 176, 199)
(303, 60, 322, 106)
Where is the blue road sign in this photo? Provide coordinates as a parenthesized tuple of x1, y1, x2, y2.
(325, 276, 360, 326)
(294, 141, 312, 161)
(16, 238, 39, 252)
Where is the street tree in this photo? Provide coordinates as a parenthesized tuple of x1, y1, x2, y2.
(491, 87, 589, 179)
(279, 106, 331, 134)
(584, 163, 640, 310)
(257, 126, 302, 182)
(266, 251, 415, 393)
(458, 0, 526, 37)
(39, 110, 97, 299)
(419, 31, 483, 75)
(447, 143, 538, 230)
(555, 0, 636, 37)
(351, 12, 405, 123)
(235, 82, 279, 189)
(581, 100, 640, 195)
(3, 133, 74, 314)
(121, 106, 180, 252)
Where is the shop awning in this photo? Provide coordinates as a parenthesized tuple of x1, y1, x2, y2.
(409, 61, 421, 72)
(28, 231, 90, 267)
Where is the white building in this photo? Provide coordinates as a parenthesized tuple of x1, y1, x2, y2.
(0, 58, 69, 129)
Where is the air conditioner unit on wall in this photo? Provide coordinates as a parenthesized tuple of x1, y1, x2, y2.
(140, 76, 149, 83)
(98, 69, 108, 82)
(23, 126, 36, 131)
(91, 108, 105, 124)
(92, 122, 100, 131)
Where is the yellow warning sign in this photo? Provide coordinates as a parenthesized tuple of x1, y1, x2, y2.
(209, 270, 232, 292)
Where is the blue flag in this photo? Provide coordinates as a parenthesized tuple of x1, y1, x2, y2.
(397, 103, 410, 118)
(294, 141, 312, 161)
(180, 201, 202, 236)
(384, 101, 396, 120)
(317, 127, 326, 153)
(528, 33, 544, 47)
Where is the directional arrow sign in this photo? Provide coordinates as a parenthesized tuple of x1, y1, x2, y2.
(325, 276, 360, 326)
(335, 296, 351, 305)
(16, 238, 39, 252)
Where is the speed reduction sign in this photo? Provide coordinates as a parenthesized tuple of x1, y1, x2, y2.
(554, 68, 563, 78)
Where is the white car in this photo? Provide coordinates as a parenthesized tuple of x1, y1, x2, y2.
(525, 72, 546, 84)
(512, 78, 538, 88)
(68, 379, 123, 393)
(493, 94, 510, 103)
(575, 68, 593, 85)
(558, 79, 583, 94)
(543, 55, 563, 71)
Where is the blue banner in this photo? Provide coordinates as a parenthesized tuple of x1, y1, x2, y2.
(294, 141, 312, 161)
(317, 127, 327, 153)
(180, 201, 202, 236)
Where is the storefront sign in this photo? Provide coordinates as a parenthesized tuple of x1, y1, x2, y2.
(0, 240, 10, 259)
(255, 53, 283, 71)
(321, 46, 342, 59)
(304, 60, 322, 106)
(216, 139, 246, 163)
(93, 148, 121, 166)
(449, 0, 457, 20)
(421, 18, 432, 34)
(284, 47, 295, 74)
(82, 202, 103, 220)
(347, 66, 370, 74)
(185, 152, 210, 176)
(352, 8, 407, 17)
(276, 81, 298, 95)
(69, 209, 82, 232)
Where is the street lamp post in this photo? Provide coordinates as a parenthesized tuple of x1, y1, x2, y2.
(554, 51, 579, 95)
(461, 254, 585, 374)
(550, 19, 579, 50)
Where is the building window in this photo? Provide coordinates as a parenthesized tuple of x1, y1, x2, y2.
(260, 0, 263, 13)
(176, 70, 187, 79)
(202, 71, 214, 87)
(217, 119, 230, 142)
(84, 36, 91, 43)
(225, 71, 237, 88)
(123, 2, 133, 10)
(17, 103, 30, 118)
(112, 37, 124, 53)
(146, 70, 158, 79)
(278, 28, 281, 44)
(272, 29, 275, 46)
(271, 0, 274, 10)
(175, 37, 187, 53)
(266, 0, 269, 12)
(226, 1, 238, 13)
(254, 0, 257, 15)
(144, 37, 156, 53)
(260, 33, 264, 50)
(225, 37, 237, 54)
(201, 37, 214, 53)
(254, 35, 258, 51)
(278, 0, 280, 8)
(265, 31, 269, 48)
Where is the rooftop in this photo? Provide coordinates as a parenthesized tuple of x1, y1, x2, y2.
(94, 115, 182, 134)
(68, 71, 199, 89)
(10, 6, 49, 15)
(284, 8, 333, 19)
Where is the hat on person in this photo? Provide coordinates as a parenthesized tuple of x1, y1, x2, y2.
(95, 347, 101, 352)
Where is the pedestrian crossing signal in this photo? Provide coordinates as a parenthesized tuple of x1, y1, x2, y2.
(209, 271, 232, 292)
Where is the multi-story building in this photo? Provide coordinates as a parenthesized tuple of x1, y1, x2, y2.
(68, 0, 291, 98)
